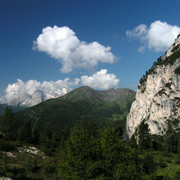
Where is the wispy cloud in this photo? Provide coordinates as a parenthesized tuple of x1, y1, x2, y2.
(126, 20, 180, 52)
(33, 26, 117, 73)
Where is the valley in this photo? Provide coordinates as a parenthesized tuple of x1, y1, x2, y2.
(1, 32, 180, 180)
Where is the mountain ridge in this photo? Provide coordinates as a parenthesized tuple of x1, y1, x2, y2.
(16, 86, 135, 133)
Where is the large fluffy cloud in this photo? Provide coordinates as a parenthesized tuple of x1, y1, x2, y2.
(81, 69, 119, 89)
(126, 21, 180, 52)
(1, 78, 79, 106)
(33, 26, 116, 73)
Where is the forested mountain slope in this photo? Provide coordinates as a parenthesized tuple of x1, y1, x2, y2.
(16, 86, 135, 132)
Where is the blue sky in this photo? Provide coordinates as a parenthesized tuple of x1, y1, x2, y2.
(1, 0, 180, 103)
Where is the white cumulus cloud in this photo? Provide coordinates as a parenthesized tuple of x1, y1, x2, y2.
(1, 78, 79, 106)
(33, 26, 116, 73)
(126, 20, 180, 52)
(81, 69, 119, 89)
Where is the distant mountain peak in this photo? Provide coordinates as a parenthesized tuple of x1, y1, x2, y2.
(76, 86, 95, 92)
(4, 88, 72, 108)
(60, 86, 98, 102)
(60, 86, 135, 104)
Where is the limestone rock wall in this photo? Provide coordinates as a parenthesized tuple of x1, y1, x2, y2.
(126, 35, 180, 138)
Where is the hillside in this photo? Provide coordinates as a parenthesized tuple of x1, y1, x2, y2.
(16, 86, 135, 133)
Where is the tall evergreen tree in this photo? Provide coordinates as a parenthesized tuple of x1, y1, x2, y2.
(44, 124, 52, 140)
(19, 121, 32, 143)
(32, 124, 39, 144)
(177, 135, 180, 156)
(59, 121, 98, 179)
(0, 107, 19, 139)
(142, 153, 156, 174)
(138, 120, 150, 150)
(99, 122, 142, 179)
(164, 120, 173, 153)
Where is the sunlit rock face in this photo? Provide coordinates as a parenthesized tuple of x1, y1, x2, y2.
(126, 35, 180, 138)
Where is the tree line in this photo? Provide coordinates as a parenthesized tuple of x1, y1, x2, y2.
(1, 107, 180, 179)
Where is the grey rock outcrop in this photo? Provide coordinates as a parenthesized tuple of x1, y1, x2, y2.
(126, 35, 180, 138)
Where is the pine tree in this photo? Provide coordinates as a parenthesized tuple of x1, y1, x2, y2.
(164, 120, 173, 153)
(138, 120, 150, 150)
(142, 153, 156, 174)
(0, 107, 19, 139)
(178, 135, 180, 156)
(32, 124, 39, 144)
(19, 121, 32, 143)
(100, 122, 142, 179)
(129, 134, 138, 148)
(44, 124, 52, 140)
(58, 121, 99, 179)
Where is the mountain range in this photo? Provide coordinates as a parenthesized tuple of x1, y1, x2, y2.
(16, 86, 135, 133)
(1, 87, 72, 107)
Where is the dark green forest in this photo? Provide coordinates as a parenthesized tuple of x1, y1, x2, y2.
(1, 107, 180, 179)
(0, 104, 25, 116)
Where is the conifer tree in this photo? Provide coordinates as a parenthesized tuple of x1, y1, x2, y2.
(100, 122, 142, 179)
(142, 153, 156, 174)
(32, 124, 39, 144)
(164, 120, 173, 153)
(19, 121, 32, 143)
(59, 121, 98, 179)
(138, 120, 150, 150)
(178, 135, 180, 156)
(0, 107, 19, 139)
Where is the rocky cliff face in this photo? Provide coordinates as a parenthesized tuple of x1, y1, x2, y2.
(126, 35, 180, 138)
